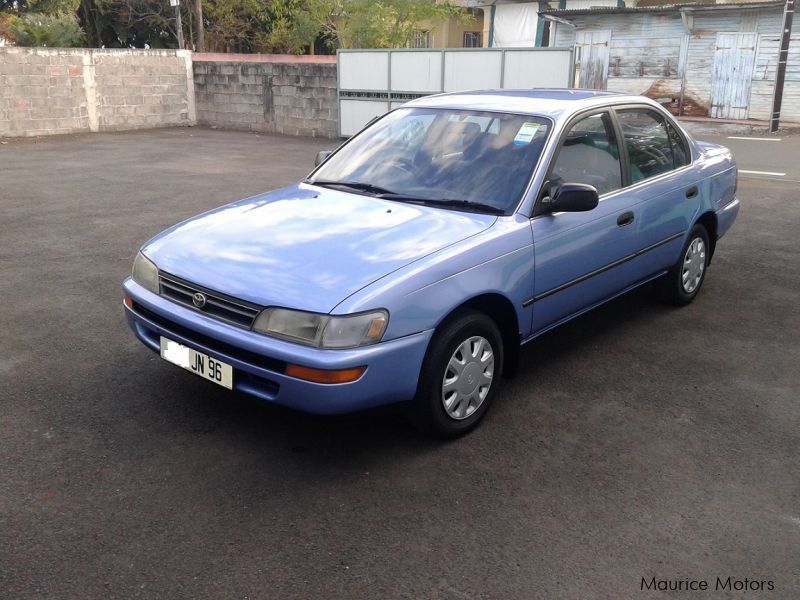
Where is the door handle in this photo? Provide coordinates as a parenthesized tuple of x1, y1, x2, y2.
(686, 186, 699, 199)
(617, 211, 635, 227)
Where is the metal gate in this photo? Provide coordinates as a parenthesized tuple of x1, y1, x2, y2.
(574, 30, 610, 90)
(710, 32, 758, 119)
(337, 48, 575, 136)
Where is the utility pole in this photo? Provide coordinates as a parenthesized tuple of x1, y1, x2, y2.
(194, 0, 205, 52)
(170, 0, 185, 50)
(770, 0, 794, 132)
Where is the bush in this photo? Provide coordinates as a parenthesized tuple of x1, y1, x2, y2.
(0, 13, 21, 45)
(11, 13, 85, 47)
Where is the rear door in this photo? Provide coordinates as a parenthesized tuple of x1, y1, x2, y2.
(612, 106, 700, 277)
(529, 110, 643, 335)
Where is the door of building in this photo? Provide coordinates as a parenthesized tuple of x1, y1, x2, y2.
(575, 30, 611, 90)
(710, 32, 758, 119)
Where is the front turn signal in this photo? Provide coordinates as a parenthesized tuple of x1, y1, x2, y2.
(285, 364, 366, 384)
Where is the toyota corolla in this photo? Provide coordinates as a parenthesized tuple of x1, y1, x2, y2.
(123, 90, 739, 437)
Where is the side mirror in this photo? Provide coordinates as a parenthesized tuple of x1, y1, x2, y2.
(545, 183, 599, 213)
(315, 150, 333, 167)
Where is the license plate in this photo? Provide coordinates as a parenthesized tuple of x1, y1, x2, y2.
(159, 337, 233, 389)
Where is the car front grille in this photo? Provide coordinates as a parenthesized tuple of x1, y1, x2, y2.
(131, 301, 286, 374)
(159, 272, 261, 328)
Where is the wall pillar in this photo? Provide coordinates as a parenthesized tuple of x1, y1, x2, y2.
(81, 51, 99, 132)
(179, 50, 197, 125)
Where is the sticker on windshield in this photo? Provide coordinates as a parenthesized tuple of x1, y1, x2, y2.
(513, 122, 541, 146)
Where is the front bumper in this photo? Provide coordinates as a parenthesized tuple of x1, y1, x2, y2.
(123, 278, 432, 415)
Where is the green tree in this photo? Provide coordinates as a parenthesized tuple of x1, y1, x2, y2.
(253, 0, 318, 54)
(374, 0, 464, 48)
(79, 0, 205, 49)
(1, 0, 84, 47)
(4, 0, 463, 52)
(202, 0, 264, 52)
(26, 0, 81, 15)
(11, 12, 85, 46)
(0, 12, 21, 44)
(256, 0, 463, 53)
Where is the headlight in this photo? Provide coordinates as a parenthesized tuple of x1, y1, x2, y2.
(132, 251, 159, 294)
(322, 312, 389, 348)
(252, 308, 388, 349)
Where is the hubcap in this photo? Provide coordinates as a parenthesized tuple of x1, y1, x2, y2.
(682, 237, 706, 294)
(441, 336, 495, 420)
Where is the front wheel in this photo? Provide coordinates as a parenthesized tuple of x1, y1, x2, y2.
(409, 309, 504, 438)
(657, 224, 710, 305)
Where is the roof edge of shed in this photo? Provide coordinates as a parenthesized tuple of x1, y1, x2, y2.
(539, 1, 785, 19)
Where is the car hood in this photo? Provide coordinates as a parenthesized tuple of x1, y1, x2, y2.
(143, 184, 497, 313)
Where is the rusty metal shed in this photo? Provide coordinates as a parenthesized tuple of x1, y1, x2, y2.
(540, 2, 797, 121)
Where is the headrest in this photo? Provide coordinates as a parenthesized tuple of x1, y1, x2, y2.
(446, 121, 481, 138)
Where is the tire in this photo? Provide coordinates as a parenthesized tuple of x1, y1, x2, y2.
(657, 224, 710, 306)
(409, 309, 504, 438)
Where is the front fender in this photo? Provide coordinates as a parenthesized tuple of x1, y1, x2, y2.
(333, 215, 534, 341)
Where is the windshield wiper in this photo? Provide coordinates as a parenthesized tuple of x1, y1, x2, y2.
(377, 194, 506, 215)
(307, 179, 396, 196)
(308, 180, 505, 215)
(426, 198, 506, 215)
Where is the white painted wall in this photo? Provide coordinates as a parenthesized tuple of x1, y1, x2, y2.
(493, 2, 539, 47)
(337, 48, 574, 135)
(564, 0, 618, 8)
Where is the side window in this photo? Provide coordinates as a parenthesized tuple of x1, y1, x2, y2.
(549, 112, 622, 196)
(667, 123, 690, 168)
(617, 109, 676, 183)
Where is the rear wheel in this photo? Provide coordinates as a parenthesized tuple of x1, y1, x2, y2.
(657, 224, 710, 305)
(409, 309, 503, 438)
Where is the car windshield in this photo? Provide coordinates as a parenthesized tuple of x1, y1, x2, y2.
(308, 107, 551, 214)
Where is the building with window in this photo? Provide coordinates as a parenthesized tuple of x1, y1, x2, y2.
(541, 1, 799, 121)
(485, 1, 625, 48)
(410, 1, 783, 50)
(463, 30, 483, 48)
(422, 1, 635, 49)
(411, 30, 433, 48)
(417, 4, 486, 48)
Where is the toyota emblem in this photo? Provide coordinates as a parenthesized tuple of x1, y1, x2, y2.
(192, 292, 207, 308)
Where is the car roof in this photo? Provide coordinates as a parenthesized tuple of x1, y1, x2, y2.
(405, 89, 657, 120)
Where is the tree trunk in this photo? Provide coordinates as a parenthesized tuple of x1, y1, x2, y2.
(187, 3, 194, 50)
(79, 0, 102, 47)
(194, 0, 205, 52)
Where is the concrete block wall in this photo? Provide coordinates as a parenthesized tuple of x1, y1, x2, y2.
(92, 50, 195, 131)
(0, 49, 88, 136)
(0, 48, 195, 137)
(193, 56, 338, 138)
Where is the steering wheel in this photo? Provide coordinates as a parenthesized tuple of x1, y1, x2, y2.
(640, 146, 671, 166)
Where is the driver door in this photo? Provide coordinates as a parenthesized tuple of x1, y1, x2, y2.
(529, 110, 643, 335)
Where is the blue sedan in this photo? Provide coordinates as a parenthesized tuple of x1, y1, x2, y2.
(123, 89, 739, 437)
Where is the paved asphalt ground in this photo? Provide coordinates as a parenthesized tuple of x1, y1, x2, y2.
(1, 127, 798, 599)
